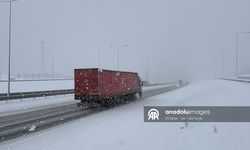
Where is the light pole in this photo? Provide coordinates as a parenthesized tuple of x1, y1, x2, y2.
(235, 32, 250, 78)
(109, 45, 128, 71)
(0, 0, 18, 96)
(144, 57, 155, 82)
(47, 52, 54, 78)
(221, 49, 231, 78)
(146, 59, 149, 82)
(97, 49, 100, 68)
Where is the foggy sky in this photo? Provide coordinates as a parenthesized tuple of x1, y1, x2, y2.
(0, 0, 250, 83)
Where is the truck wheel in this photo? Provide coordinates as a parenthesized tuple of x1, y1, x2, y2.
(100, 100, 110, 107)
(133, 92, 141, 100)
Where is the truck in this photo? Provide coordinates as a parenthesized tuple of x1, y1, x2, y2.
(74, 68, 142, 106)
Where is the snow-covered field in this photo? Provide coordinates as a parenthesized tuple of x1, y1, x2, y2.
(1, 79, 250, 150)
(0, 80, 73, 93)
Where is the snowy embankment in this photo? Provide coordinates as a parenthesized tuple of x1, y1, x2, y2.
(1, 80, 250, 150)
(0, 80, 73, 93)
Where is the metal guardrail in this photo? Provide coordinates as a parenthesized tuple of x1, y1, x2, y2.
(0, 79, 73, 82)
(0, 89, 74, 101)
(221, 78, 250, 83)
(0, 84, 175, 101)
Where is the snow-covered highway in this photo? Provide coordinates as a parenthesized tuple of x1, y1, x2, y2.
(0, 84, 179, 142)
(1, 79, 250, 150)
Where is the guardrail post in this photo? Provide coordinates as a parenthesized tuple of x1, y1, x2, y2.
(21, 92, 22, 102)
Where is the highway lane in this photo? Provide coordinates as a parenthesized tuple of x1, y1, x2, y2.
(0, 84, 180, 142)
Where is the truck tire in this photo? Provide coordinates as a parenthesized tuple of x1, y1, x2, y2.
(133, 92, 141, 100)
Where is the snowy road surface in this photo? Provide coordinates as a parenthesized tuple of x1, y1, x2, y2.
(0, 80, 250, 150)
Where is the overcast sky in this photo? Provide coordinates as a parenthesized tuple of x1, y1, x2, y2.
(0, 0, 250, 82)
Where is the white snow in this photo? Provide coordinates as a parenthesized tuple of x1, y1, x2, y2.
(142, 84, 178, 91)
(28, 125, 36, 132)
(0, 95, 75, 116)
(0, 80, 250, 150)
(0, 80, 73, 93)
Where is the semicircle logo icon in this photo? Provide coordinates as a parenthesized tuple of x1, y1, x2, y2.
(148, 108, 159, 120)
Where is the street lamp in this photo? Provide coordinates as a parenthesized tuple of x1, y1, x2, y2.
(0, 0, 19, 96)
(235, 32, 250, 78)
(145, 58, 155, 82)
(109, 45, 128, 71)
(97, 49, 100, 68)
(47, 52, 54, 78)
(220, 49, 231, 78)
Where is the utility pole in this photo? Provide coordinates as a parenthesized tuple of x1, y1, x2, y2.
(0, 0, 19, 96)
(41, 41, 45, 77)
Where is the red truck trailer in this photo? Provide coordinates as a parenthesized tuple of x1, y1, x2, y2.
(74, 68, 142, 106)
